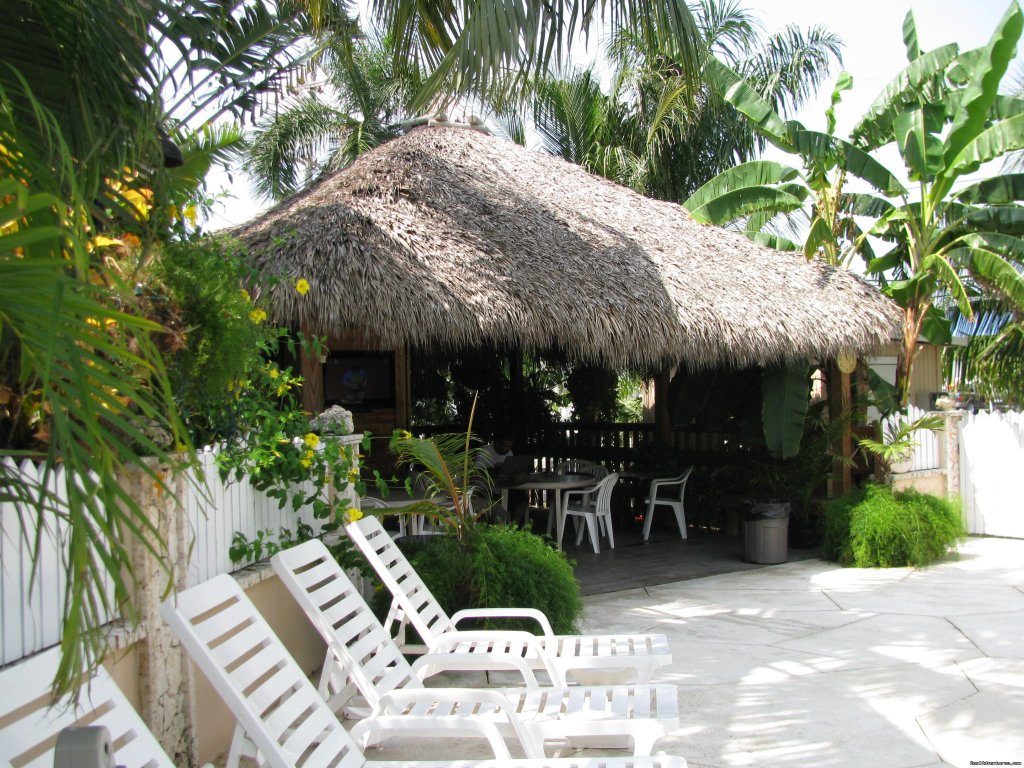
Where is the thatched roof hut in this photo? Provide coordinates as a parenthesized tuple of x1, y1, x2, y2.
(236, 127, 900, 369)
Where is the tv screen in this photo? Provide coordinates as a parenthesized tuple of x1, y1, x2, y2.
(323, 351, 395, 409)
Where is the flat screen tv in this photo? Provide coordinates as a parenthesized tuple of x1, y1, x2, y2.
(323, 350, 395, 409)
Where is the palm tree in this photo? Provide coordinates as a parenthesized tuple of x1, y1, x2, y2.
(0, 0, 709, 699)
(683, 3, 1024, 407)
(245, 31, 424, 201)
(529, 0, 842, 204)
(0, 0, 348, 697)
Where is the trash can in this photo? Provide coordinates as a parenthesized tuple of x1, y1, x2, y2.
(744, 503, 791, 564)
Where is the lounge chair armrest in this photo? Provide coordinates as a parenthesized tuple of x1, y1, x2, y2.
(430, 630, 567, 686)
(450, 607, 555, 636)
(364, 688, 545, 759)
(410, 651, 540, 687)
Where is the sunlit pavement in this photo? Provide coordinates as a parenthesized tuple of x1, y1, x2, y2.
(357, 536, 1024, 768)
(581, 535, 1024, 768)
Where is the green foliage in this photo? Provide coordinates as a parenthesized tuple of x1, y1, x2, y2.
(761, 364, 811, 460)
(821, 484, 964, 567)
(378, 524, 583, 635)
(148, 237, 271, 440)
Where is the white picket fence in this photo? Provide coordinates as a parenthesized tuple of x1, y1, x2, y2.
(959, 410, 1024, 538)
(883, 403, 943, 472)
(1, 438, 359, 667)
(0, 460, 118, 668)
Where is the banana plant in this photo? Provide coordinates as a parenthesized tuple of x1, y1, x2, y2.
(685, 2, 1024, 408)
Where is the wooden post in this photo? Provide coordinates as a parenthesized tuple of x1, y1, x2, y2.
(299, 324, 324, 415)
(120, 461, 198, 767)
(828, 363, 853, 496)
(654, 364, 673, 445)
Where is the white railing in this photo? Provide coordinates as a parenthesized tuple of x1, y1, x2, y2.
(1, 436, 361, 667)
(883, 403, 942, 472)
(959, 410, 1024, 538)
(1, 459, 118, 667)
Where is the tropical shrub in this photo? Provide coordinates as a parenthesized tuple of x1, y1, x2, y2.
(372, 524, 583, 635)
(821, 484, 964, 567)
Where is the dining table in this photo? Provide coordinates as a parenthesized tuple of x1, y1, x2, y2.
(495, 472, 598, 549)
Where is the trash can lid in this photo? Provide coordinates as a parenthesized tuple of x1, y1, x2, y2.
(747, 502, 791, 519)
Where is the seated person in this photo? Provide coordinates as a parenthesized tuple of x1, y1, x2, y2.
(476, 432, 514, 471)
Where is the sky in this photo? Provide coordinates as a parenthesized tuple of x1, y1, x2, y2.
(203, 0, 1021, 232)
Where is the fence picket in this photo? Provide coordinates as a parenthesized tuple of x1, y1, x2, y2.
(959, 410, 1024, 538)
(2, 437, 361, 665)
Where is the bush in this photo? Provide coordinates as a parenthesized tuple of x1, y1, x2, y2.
(373, 524, 583, 634)
(821, 484, 964, 567)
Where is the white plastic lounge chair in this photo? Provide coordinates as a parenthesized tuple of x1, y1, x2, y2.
(0, 644, 174, 768)
(272, 539, 678, 755)
(642, 468, 693, 541)
(345, 515, 672, 685)
(560, 473, 619, 554)
(161, 574, 688, 768)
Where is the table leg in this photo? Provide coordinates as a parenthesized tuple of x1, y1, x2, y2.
(554, 490, 564, 550)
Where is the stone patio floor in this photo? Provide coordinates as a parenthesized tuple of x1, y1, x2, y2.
(368, 534, 1024, 768)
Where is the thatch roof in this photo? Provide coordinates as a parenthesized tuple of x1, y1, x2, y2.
(235, 127, 901, 368)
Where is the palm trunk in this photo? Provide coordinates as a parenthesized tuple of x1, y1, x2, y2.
(895, 306, 925, 409)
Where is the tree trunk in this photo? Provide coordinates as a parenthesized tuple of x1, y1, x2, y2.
(895, 306, 924, 409)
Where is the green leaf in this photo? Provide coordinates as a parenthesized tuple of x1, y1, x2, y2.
(682, 160, 800, 214)
(894, 108, 945, 181)
(803, 216, 835, 261)
(687, 186, 805, 225)
(762, 364, 810, 460)
(920, 307, 953, 345)
(949, 114, 1024, 177)
(943, 2, 1024, 171)
(956, 174, 1024, 204)
(841, 192, 895, 218)
(952, 240, 1024, 310)
(962, 204, 1024, 235)
(902, 10, 921, 61)
(826, 71, 853, 136)
(790, 130, 906, 195)
(704, 57, 791, 147)
(851, 43, 959, 146)
(747, 231, 800, 251)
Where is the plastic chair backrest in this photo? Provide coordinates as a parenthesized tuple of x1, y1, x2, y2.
(595, 472, 620, 514)
(345, 515, 457, 644)
(0, 645, 173, 768)
(160, 574, 366, 768)
(272, 539, 420, 708)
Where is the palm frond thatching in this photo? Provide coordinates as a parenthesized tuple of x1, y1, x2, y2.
(235, 127, 901, 368)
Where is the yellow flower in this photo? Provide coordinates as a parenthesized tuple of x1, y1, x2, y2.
(276, 382, 289, 396)
(347, 467, 360, 483)
(300, 455, 312, 468)
(240, 289, 251, 303)
(249, 308, 267, 323)
(345, 508, 363, 524)
(295, 278, 310, 295)
(303, 432, 320, 449)
(267, 367, 279, 379)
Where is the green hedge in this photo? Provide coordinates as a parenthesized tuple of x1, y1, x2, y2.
(373, 524, 583, 635)
(821, 484, 965, 567)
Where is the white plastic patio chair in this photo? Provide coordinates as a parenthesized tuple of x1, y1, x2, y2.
(0, 645, 175, 768)
(642, 467, 693, 541)
(547, 460, 608, 534)
(559, 473, 619, 554)
(345, 514, 672, 685)
(272, 539, 678, 756)
(161, 574, 689, 768)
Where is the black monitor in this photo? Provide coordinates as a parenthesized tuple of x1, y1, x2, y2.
(323, 350, 395, 409)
